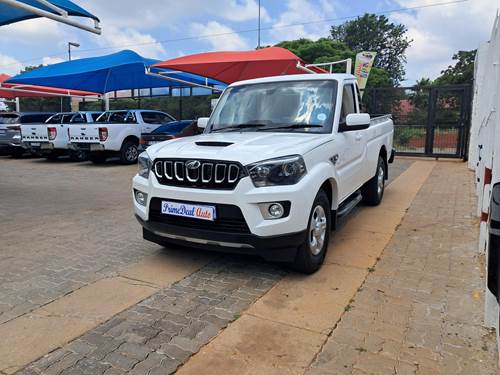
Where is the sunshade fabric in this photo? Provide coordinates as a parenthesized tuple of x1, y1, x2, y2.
(0, 73, 97, 98)
(151, 47, 325, 84)
(0, 0, 99, 27)
(6, 50, 224, 94)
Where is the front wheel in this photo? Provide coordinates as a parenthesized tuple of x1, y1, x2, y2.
(361, 156, 386, 206)
(292, 189, 331, 274)
(119, 140, 139, 164)
(9, 148, 25, 158)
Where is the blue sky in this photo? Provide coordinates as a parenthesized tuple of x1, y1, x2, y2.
(0, 0, 497, 84)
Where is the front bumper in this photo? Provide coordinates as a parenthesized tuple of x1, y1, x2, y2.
(136, 215, 304, 262)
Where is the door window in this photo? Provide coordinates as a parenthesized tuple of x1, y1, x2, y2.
(340, 83, 356, 124)
(141, 112, 162, 124)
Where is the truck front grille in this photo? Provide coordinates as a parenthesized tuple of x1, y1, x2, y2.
(153, 159, 247, 190)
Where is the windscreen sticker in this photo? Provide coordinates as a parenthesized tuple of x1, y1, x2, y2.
(317, 113, 327, 121)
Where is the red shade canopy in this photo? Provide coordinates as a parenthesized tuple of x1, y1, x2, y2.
(151, 47, 325, 85)
(0, 73, 98, 99)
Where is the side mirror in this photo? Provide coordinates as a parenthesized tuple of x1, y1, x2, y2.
(197, 117, 209, 131)
(339, 113, 370, 132)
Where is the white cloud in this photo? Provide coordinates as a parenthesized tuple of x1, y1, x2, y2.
(269, 0, 336, 43)
(0, 18, 67, 47)
(0, 54, 22, 76)
(97, 26, 167, 59)
(190, 21, 250, 51)
(391, 0, 498, 83)
(42, 56, 65, 65)
(86, 0, 269, 30)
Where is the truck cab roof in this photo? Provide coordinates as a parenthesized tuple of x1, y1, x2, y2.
(230, 73, 357, 87)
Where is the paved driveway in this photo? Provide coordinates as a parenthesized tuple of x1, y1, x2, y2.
(0, 156, 412, 374)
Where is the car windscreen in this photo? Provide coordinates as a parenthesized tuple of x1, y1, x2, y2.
(207, 80, 338, 134)
(0, 114, 20, 124)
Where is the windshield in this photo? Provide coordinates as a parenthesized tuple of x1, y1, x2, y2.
(207, 80, 338, 133)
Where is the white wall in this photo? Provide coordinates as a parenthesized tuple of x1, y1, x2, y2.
(471, 11, 500, 358)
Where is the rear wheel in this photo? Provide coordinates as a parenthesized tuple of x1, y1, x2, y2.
(119, 140, 139, 164)
(89, 152, 107, 164)
(292, 189, 331, 274)
(361, 155, 385, 206)
(69, 150, 88, 162)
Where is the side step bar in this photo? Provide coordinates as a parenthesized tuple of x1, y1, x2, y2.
(337, 191, 362, 218)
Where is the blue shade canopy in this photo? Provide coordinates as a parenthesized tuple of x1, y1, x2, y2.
(6, 50, 225, 94)
(0, 0, 99, 26)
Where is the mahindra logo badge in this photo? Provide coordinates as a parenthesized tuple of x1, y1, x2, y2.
(185, 160, 201, 169)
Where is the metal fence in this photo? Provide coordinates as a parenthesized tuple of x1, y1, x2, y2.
(363, 84, 472, 159)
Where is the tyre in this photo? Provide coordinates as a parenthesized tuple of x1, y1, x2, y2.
(45, 152, 59, 161)
(89, 152, 107, 164)
(119, 139, 139, 164)
(292, 189, 331, 274)
(361, 155, 386, 206)
(69, 150, 88, 162)
(9, 148, 25, 158)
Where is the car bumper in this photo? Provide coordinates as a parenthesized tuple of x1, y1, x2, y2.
(136, 215, 304, 261)
(69, 143, 105, 152)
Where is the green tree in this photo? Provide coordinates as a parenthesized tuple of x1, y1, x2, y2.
(277, 38, 353, 65)
(330, 14, 412, 84)
(276, 38, 392, 87)
(434, 50, 476, 85)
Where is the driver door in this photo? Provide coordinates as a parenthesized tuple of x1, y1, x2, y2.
(335, 82, 366, 201)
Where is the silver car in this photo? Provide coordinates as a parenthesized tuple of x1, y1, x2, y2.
(0, 112, 54, 157)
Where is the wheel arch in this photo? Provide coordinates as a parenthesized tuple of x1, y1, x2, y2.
(319, 177, 339, 211)
(122, 135, 139, 148)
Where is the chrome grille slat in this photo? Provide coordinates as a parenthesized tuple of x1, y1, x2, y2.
(153, 159, 245, 190)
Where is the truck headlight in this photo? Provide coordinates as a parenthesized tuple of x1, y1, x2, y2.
(247, 155, 307, 187)
(138, 152, 152, 179)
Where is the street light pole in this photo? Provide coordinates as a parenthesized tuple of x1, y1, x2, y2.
(257, 0, 261, 49)
(68, 42, 80, 61)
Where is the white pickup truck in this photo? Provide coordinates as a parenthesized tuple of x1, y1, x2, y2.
(21, 111, 101, 161)
(132, 74, 394, 273)
(69, 109, 175, 164)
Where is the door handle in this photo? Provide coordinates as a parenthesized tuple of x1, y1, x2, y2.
(355, 134, 362, 141)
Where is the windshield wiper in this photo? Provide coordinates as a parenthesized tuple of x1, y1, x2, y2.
(258, 123, 323, 131)
(211, 122, 272, 133)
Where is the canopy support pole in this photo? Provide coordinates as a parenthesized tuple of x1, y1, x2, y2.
(0, 0, 101, 34)
(15, 97, 19, 112)
(296, 62, 318, 74)
(0, 85, 101, 99)
(104, 93, 110, 111)
(145, 67, 223, 92)
(305, 59, 353, 74)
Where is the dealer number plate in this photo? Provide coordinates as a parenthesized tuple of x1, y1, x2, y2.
(161, 200, 216, 221)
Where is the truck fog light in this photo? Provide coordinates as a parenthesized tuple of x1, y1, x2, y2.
(268, 203, 284, 218)
(134, 190, 147, 206)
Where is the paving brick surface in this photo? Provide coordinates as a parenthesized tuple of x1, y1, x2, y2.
(307, 162, 499, 375)
(0, 156, 411, 375)
(19, 259, 284, 375)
